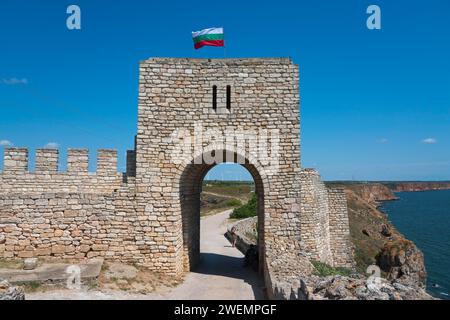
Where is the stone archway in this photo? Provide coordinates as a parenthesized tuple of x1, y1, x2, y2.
(134, 58, 353, 286)
(178, 149, 267, 275)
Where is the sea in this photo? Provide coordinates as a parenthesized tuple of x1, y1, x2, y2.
(380, 189, 450, 300)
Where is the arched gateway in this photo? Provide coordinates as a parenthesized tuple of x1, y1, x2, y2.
(179, 149, 267, 273)
(134, 58, 354, 280)
(0, 57, 354, 298)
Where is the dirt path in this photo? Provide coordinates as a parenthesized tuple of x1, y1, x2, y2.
(27, 210, 264, 300)
(165, 209, 264, 300)
(202, 191, 236, 198)
(202, 191, 249, 202)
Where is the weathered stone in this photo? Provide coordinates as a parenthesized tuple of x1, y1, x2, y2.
(92, 244, 108, 251)
(376, 239, 427, 288)
(51, 245, 66, 254)
(296, 275, 434, 300)
(23, 257, 38, 270)
(0, 279, 25, 300)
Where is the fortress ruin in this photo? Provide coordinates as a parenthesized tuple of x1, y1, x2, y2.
(0, 58, 354, 297)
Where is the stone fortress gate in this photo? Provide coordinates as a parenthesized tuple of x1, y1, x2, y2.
(0, 58, 354, 297)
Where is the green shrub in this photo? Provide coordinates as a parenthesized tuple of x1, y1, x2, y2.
(311, 260, 352, 277)
(230, 193, 257, 219)
(226, 199, 242, 207)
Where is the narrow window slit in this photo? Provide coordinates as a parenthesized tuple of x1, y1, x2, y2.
(226, 85, 231, 110)
(212, 85, 217, 110)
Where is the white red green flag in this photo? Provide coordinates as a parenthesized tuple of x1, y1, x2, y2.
(192, 27, 224, 49)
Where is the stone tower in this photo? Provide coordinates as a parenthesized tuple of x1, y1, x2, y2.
(135, 58, 353, 279)
(0, 57, 354, 297)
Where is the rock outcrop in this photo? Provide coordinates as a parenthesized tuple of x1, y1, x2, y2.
(339, 183, 398, 205)
(377, 239, 427, 288)
(228, 212, 433, 300)
(328, 182, 427, 285)
(0, 279, 25, 300)
(299, 275, 433, 300)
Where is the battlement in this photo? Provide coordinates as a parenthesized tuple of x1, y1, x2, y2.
(1, 147, 118, 174)
(35, 148, 59, 172)
(0, 147, 124, 195)
(3, 148, 29, 172)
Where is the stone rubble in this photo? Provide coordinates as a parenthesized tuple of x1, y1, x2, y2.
(0, 279, 25, 300)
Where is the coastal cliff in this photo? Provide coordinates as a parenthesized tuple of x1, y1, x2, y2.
(327, 183, 427, 288)
(340, 183, 398, 205)
(225, 182, 433, 299)
(327, 181, 450, 203)
(384, 182, 450, 193)
(208, 181, 434, 299)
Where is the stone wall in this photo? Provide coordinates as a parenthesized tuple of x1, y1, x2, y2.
(299, 169, 332, 264)
(327, 188, 355, 268)
(0, 188, 151, 262)
(0, 148, 124, 194)
(299, 169, 354, 268)
(225, 217, 257, 255)
(0, 57, 355, 290)
(0, 147, 147, 264)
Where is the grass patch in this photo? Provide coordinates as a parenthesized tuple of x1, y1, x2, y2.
(225, 199, 242, 207)
(203, 181, 254, 200)
(200, 194, 243, 216)
(311, 260, 352, 277)
(22, 281, 41, 293)
(0, 258, 23, 269)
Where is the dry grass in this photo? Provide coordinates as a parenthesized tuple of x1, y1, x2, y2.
(98, 262, 182, 294)
(0, 258, 23, 269)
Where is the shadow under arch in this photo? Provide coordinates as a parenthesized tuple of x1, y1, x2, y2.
(178, 148, 268, 278)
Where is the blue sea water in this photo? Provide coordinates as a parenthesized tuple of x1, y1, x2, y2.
(380, 190, 450, 300)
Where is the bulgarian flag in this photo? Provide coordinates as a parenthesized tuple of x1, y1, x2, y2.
(192, 27, 224, 49)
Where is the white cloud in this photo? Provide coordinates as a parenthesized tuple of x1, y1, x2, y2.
(0, 140, 13, 147)
(44, 142, 59, 149)
(0, 78, 28, 85)
(377, 138, 388, 144)
(421, 138, 437, 144)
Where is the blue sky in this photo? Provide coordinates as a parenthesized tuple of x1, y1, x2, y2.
(0, 0, 449, 181)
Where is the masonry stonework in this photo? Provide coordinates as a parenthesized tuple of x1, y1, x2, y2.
(0, 58, 354, 296)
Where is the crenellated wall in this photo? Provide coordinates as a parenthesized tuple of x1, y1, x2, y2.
(0, 58, 354, 290)
(0, 146, 142, 262)
(35, 149, 59, 172)
(0, 148, 124, 194)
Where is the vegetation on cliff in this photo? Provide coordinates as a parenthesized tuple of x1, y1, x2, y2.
(203, 180, 428, 290)
(310, 260, 352, 277)
(329, 182, 427, 288)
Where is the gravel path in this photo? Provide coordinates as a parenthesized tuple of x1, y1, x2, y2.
(27, 210, 264, 300)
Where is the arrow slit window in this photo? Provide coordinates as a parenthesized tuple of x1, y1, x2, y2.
(212, 85, 217, 111)
(226, 85, 231, 110)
